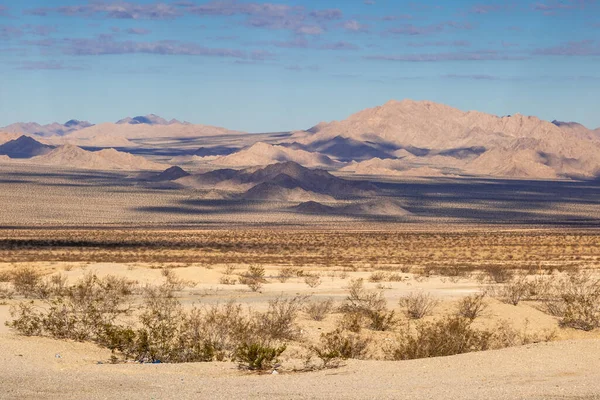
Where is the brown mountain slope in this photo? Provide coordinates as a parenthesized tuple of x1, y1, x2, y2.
(30, 145, 165, 171)
(295, 100, 600, 179)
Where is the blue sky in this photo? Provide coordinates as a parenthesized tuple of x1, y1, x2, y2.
(0, 0, 599, 132)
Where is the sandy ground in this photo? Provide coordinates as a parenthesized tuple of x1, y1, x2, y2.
(1, 332, 600, 400)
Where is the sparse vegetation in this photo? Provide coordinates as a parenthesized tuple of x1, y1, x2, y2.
(399, 291, 439, 320)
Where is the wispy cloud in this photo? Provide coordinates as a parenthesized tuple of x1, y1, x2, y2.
(17, 61, 86, 71)
(533, 39, 600, 56)
(1, 24, 56, 40)
(443, 73, 500, 80)
(365, 50, 527, 62)
(49, 36, 273, 60)
(468, 3, 516, 14)
(406, 40, 471, 47)
(532, 0, 597, 15)
(179, 1, 340, 35)
(26, 2, 181, 20)
(386, 21, 474, 36)
(285, 64, 319, 71)
(0, 5, 9, 17)
(126, 27, 151, 35)
(341, 20, 369, 33)
(320, 41, 359, 50)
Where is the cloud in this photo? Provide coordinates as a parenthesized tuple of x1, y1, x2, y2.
(386, 21, 474, 36)
(406, 40, 471, 47)
(533, 39, 600, 56)
(26, 1, 181, 20)
(180, 1, 339, 35)
(342, 20, 369, 33)
(268, 37, 309, 48)
(0, 6, 9, 17)
(17, 61, 86, 71)
(53, 36, 272, 59)
(468, 3, 516, 14)
(364, 0, 376, 4)
(126, 27, 151, 35)
(285, 64, 319, 71)
(443, 73, 500, 80)
(320, 41, 359, 51)
(365, 50, 527, 62)
(0, 26, 23, 40)
(532, 0, 597, 14)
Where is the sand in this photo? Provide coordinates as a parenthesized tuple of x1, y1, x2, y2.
(1, 333, 600, 399)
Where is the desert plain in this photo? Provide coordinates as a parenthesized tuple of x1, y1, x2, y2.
(0, 100, 600, 399)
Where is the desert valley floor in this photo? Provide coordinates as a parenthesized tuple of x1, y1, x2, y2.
(1, 100, 600, 399)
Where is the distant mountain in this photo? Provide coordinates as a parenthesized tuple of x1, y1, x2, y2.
(1, 120, 93, 137)
(292, 100, 600, 179)
(178, 161, 376, 200)
(31, 144, 165, 171)
(116, 114, 188, 125)
(212, 142, 336, 168)
(152, 166, 190, 181)
(286, 136, 398, 162)
(0, 135, 54, 158)
(290, 198, 411, 217)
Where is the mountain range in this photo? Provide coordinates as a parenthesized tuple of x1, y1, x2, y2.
(2, 100, 600, 180)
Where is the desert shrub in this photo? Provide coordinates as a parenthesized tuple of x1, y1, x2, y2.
(392, 316, 493, 360)
(304, 273, 322, 288)
(11, 266, 42, 298)
(219, 276, 237, 285)
(161, 268, 193, 291)
(278, 266, 295, 283)
(455, 293, 487, 320)
(254, 296, 307, 341)
(391, 316, 554, 361)
(368, 272, 387, 283)
(483, 266, 515, 284)
(6, 301, 43, 336)
(305, 298, 334, 321)
(339, 279, 396, 331)
(7, 273, 135, 342)
(311, 328, 370, 368)
(494, 276, 529, 306)
(399, 291, 439, 319)
(235, 342, 286, 371)
(240, 265, 266, 292)
(553, 273, 600, 331)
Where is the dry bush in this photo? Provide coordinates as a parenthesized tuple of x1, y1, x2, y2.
(10, 266, 42, 298)
(455, 293, 488, 320)
(492, 276, 529, 306)
(219, 276, 237, 285)
(254, 296, 307, 341)
(391, 316, 494, 360)
(277, 266, 295, 283)
(304, 273, 322, 288)
(240, 265, 266, 292)
(305, 298, 334, 321)
(7, 273, 135, 342)
(235, 342, 286, 371)
(390, 316, 552, 361)
(399, 291, 439, 319)
(339, 279, 397, 331)
(368, 272, 387, 283)
(483, 266, 515, 284)
(311, 328, 370, 368)
(161, 268, 194, 291)
(543, 272, 600, 331)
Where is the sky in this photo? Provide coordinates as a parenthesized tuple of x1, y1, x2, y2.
(0, 0, 599, 132)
